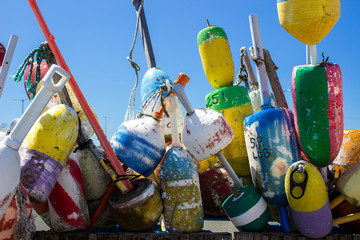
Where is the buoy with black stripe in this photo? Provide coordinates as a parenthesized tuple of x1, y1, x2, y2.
(160, 79, 204, 232)
(285, 160, 332, 238)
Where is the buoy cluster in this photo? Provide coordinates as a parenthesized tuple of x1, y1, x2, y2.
(1, 0, 359, 239)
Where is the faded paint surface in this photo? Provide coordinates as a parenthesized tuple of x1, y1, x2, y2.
(111, 117, 166, 177)
(338, 160, 360, 207)
(277, 0, 340, 45)
(182, 108, 233, 161)
(244, 108, 300, 207)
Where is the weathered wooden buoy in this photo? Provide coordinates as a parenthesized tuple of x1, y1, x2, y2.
(244, 15, 299, 232)
(206, 85, 253, 177)
(140, 67, 184, 139)
(174, 73, 270, 231)
(277, 0, 341, 45)
(249, 89, 277, 113)
(88, 199, 117, 229)
(0, 183, 33, 240)
(199, 163, 235, 216)
(337, 160, 360, 207)
(110, 116, 166, 177)
(285, 160, 332, 238)
(48, 154, 90, 232)
(20, 104, 79, 203)
(197, 24, 234, 89)
(332, 129, 360, 179)
(292, 62, 343, 168)
(108, 178, 163, 232)
(76, 148, 111, 201)
(160, 86, 204, 232)
(0, 65, 70, 219)
(23, 61, 96, 137)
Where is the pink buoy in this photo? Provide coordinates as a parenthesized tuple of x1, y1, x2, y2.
(48, 153, 90, 232)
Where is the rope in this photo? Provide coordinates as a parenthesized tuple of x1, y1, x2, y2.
(140, 83, 171, 118)
(13, 45, 52, 100)
(234, 51, 250, 91)
(125, 0, 144, 121)
(15, 186, 36, 240)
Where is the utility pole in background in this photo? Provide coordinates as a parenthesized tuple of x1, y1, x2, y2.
(13, 98, 27, 114)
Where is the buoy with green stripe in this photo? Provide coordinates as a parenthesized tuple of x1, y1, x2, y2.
(277, 0, 340, 45)
(285, 160, 332, 238)
(197, 22, 234, 89)
(205, 85, 253, 178)
(292, 61, 343, 168)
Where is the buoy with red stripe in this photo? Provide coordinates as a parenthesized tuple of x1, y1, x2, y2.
(160, 79, 204, 232)
(20, 103, 79, 203)
(173, 73, 270, 231)
(292, 61, 343, 168)
(0, 65, 70, 220)
(48, 152, 90, 231)
(285, 160, 332, 238)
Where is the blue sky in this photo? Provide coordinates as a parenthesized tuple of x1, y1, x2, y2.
(1, 1, 359, 143)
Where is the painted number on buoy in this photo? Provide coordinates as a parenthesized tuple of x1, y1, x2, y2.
(206, 91, 228, 108)
(22, 151, 45, 188)
(250, 136, 270, 159)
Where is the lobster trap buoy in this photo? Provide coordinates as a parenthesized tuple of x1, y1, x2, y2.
(20, 104, 79, 203)
(48, 153, 90, 232)
(140, 67, 184, 140)
(277, 0, 341, 45)
(206, 85, 253, 177)
(110, 116, 166, 177)
(285, 160, 332, 238)
(292, 62, 343, 168)
(108, 178, 163, 232)
(197, 24, 235, 89)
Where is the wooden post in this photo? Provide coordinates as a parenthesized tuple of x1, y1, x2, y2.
(263, 49, 289, 109)
(132, 0, 156, 68)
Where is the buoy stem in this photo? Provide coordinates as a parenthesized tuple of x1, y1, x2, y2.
(279, 206, 291, 232)
(309, 44, 317, 65)
(216, 152, 244, 189)
(206, 19, 210, 27)
(249, 14, 271, 107)
(330, 194, 345, 210)
(306, 45, 310, 64)
(166, 80, 180, 147)
(0, 35, 18, 99)
(173, 84, 194, 115)
(241, 47, 258, 90)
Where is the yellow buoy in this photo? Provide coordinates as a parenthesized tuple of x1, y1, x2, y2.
(277, 0, 341, 45)
(197, 23, 235, 89)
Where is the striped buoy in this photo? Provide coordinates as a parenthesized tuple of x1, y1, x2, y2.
(140, 67, 184, 139)
(76, 148, 111, 201)
(108, 178, 163, 232)
(222, 184, 270, 231)
(19, 104, 79, 203)
(0, 183, 32, 240)
(277, 0, 341, 45)
(110, 117, 166, 177)
(160, 147, 204, 232)
(32, 201, 51, 227)
(197, 25, 234, 89)
(285, 160, 332, 238)
(206, 85, 253, 177)
(292, 63, 343, 167)
(244, 108, 301, 207)
(48, 153, 90, 232)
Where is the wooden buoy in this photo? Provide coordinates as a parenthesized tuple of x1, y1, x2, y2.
(110, 116, 166, 177)
(197, 24, 235, 89)
(292, 62, 343, 168)
(277, 0, 341, 45)
(108, 178, 163, 232)
(160, 80, 204, 232)
(76, 148, 111, 201)
(332, 129, 360, 179)
(48, 154, 90, 232)
(0, 65, 70, 219)
(244, 15, 300, 232)
(140, 67, 184, 139)
(199, 163, 235, 216)
(206, 85, 253, 177)
(285, 160, 332, 238)
(20, 104, 79, 203)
